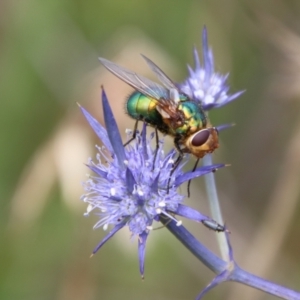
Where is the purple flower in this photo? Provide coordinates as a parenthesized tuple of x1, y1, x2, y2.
(79, 88, 225, 277)
(179, 27, 244, 110)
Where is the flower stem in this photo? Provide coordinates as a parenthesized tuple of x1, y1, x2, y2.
(203, 154, 229, 260)
(161, 217, 300, 300)
(160, 216, 226, 273)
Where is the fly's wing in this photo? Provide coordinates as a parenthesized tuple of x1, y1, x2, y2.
(99, 57, 169, 100)
(140, 55, 184, 119)
(140, 54, 178, 91)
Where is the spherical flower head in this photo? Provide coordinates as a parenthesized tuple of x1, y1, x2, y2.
(83, 130, 184, 236)
(79, 88, 225, 277)
(179, 27, 244, 110)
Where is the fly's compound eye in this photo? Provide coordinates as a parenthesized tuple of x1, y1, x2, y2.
(191, 129, 210, 147)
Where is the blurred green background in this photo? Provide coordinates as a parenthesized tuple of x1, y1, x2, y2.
(1, 0, 300, 299)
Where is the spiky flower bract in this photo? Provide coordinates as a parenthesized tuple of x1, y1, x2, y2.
(79, 88, 225, 277)
(179, 27, 244, 110)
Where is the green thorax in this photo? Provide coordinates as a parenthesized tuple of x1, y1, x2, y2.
(174, 101, 207, 135)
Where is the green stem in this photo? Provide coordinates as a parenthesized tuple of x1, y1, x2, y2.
(203, 154, 229, 260)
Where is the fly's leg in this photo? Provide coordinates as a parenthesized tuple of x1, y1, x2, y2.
(167, 136, 183, 194)
(124, 120, 158, 170)
(123, 120, 139, 147)
(152, 127, 159, 171)
(187, 158, 200, 198)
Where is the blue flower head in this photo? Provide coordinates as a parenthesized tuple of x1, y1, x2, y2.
(179, 27, 244, 110)
(80, 88, 225, 277)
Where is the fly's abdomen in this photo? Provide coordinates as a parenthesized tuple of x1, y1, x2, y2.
(126, 91, 168, 130)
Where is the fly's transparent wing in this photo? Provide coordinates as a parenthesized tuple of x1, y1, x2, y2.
(140, 54, 178, 91)
(99, 57, 169, 100)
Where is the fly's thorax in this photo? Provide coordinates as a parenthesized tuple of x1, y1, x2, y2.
(183, 127, 219, 158)
(172, 101, 207, 135)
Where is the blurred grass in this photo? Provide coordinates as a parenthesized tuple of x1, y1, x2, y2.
(1, 0, 300, 299)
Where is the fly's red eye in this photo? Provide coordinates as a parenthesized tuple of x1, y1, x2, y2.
(191, 129, 210, 146)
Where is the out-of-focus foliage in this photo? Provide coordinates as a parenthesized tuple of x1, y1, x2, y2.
(1, 0, 300, 299)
